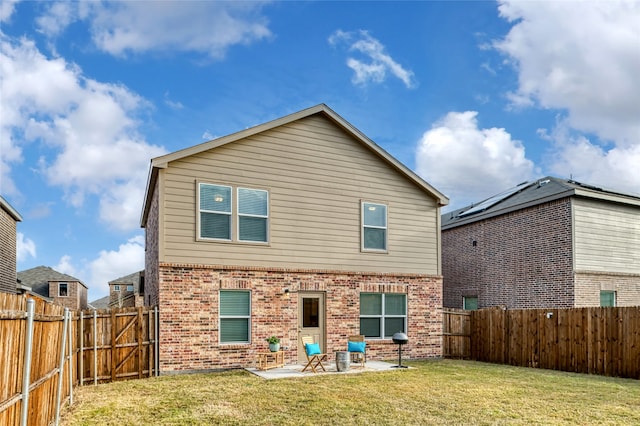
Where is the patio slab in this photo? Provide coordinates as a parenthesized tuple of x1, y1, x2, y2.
(246, 360, 402, 379)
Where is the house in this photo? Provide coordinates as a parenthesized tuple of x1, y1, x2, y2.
(17, 266, 89, 310)
(0, 195, 22, 293)
(140, 104, 449, 373)
(108, 271, 145, 308)
(442, 177, 640, 310)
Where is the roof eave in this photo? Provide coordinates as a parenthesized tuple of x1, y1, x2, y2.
(442, 189, 575, 230)
(139, 104, 449, 213)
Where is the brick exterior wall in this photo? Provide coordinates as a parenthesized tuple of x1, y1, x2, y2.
(575, 271, 640, 307)
(145, 181, 160, 307)
(48, 281, 88, 310)
(443, 199, 575, 309)
(158, 263, 442, 373)
(0, 206, 18, 293)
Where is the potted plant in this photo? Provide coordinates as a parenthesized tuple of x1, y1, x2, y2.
(266, 336, 281, 352)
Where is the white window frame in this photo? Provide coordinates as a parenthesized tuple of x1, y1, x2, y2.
(113, 285, 120, 292)
(198, 183, 233, 241)
(219, 290, 251, 344)
(359, 293, 407, 339)
(59, 282, 68, 297)
(361, 202, 388, 252)
(237, 187, 269, 243)
(126, 285, 134, 291)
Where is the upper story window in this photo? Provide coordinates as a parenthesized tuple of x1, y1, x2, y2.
(238, 188, 268, 242)
(362, 202, 387, 251)
(126, 285, 134, 291)
(199, 183, 269, 243)
(199, 184, 232, 240)
(113, 285, 120, 292)
(59, 282, 68, 297)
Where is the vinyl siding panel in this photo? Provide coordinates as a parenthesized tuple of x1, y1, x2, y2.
(159, 115, 440, 274)
(573, 197, 640, 274)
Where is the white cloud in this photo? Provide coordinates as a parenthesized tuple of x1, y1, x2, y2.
(543, 121, 640, 196)
(88, 235, 145, 298)
(36, 2, 77, 37)
(0, 36, 166, 230)
(0, 0, 20, 22)
(329, 30, 417, 89)
(495, 0, 640, 160)
(16, 232, 36, 262)
(35, 1, 272, 58)
(202, 130, 216, 141)
(55, 254, 77, 276)
(416, 111, 536, 210)
(164, 92, 184, 110)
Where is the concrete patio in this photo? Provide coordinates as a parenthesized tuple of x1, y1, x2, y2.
(246, 360, 402, 379)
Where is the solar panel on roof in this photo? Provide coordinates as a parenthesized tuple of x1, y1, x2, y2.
(458, 181, 530, 217)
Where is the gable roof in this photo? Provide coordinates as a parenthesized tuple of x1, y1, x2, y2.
(442, 176, 640, 230)
(17, 266, 88, 297)
(88, 295, 110, 310)
(140, 104, 448, 226)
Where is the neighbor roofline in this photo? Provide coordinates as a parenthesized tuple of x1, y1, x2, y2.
(442, 182, 640, 230)
(141, 104, 449, 226)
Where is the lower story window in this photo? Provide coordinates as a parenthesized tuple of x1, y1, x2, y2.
(220, 290, 250, 343)
(463, 296, 478, 311)
(359, 293, 406, 339)
(600, 291, 616, 307)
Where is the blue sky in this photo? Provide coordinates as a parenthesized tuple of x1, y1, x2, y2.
(2, 1, 639, 301)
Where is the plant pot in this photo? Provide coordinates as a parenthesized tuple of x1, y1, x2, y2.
(269, 343, 280, 352)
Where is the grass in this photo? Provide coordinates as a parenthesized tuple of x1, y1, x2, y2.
(62, 359, 640, 425)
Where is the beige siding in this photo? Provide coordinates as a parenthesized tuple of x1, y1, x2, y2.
(159, 115, 440, 274)
(573, 197, 640, 274)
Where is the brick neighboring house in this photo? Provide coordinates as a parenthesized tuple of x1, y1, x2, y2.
(141, 104, 449, 373)
(17, 266, 89, 310)
(442, 177, 640, 310)
(108, 271, 145, 307)
(0, 195, 22, 293)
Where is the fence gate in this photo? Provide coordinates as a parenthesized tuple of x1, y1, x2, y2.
(81, 306, 156, 384)
(442, 309, 471, 358)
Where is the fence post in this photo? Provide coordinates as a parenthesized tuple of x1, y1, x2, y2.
(79, 311, 84, 386)
(54, 307, 69, 426)
(67, 310, 73, 404)
(93, 309, 98, 385)
(20, 299, 35, 426)
(154, 305, 159, 376)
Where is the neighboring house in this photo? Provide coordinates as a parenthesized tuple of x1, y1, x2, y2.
(17, 266, 89, 310)
(140, 104, 449, 373)
(108, 271, 145, 307)
(0, 195, 22, 293)
(442, 177, 640, 310)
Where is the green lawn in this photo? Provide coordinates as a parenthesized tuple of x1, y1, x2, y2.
(62, 359, 640, 425)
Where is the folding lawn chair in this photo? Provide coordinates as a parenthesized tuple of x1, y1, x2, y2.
(301, 335, 327, 373)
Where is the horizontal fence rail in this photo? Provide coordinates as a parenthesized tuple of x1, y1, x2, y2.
(0, 293, 158, 426)
(443, 306, 640, 379)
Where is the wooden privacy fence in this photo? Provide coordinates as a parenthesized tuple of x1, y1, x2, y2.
(0, 293, 158, 426)
(443, 306, 640, 379)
